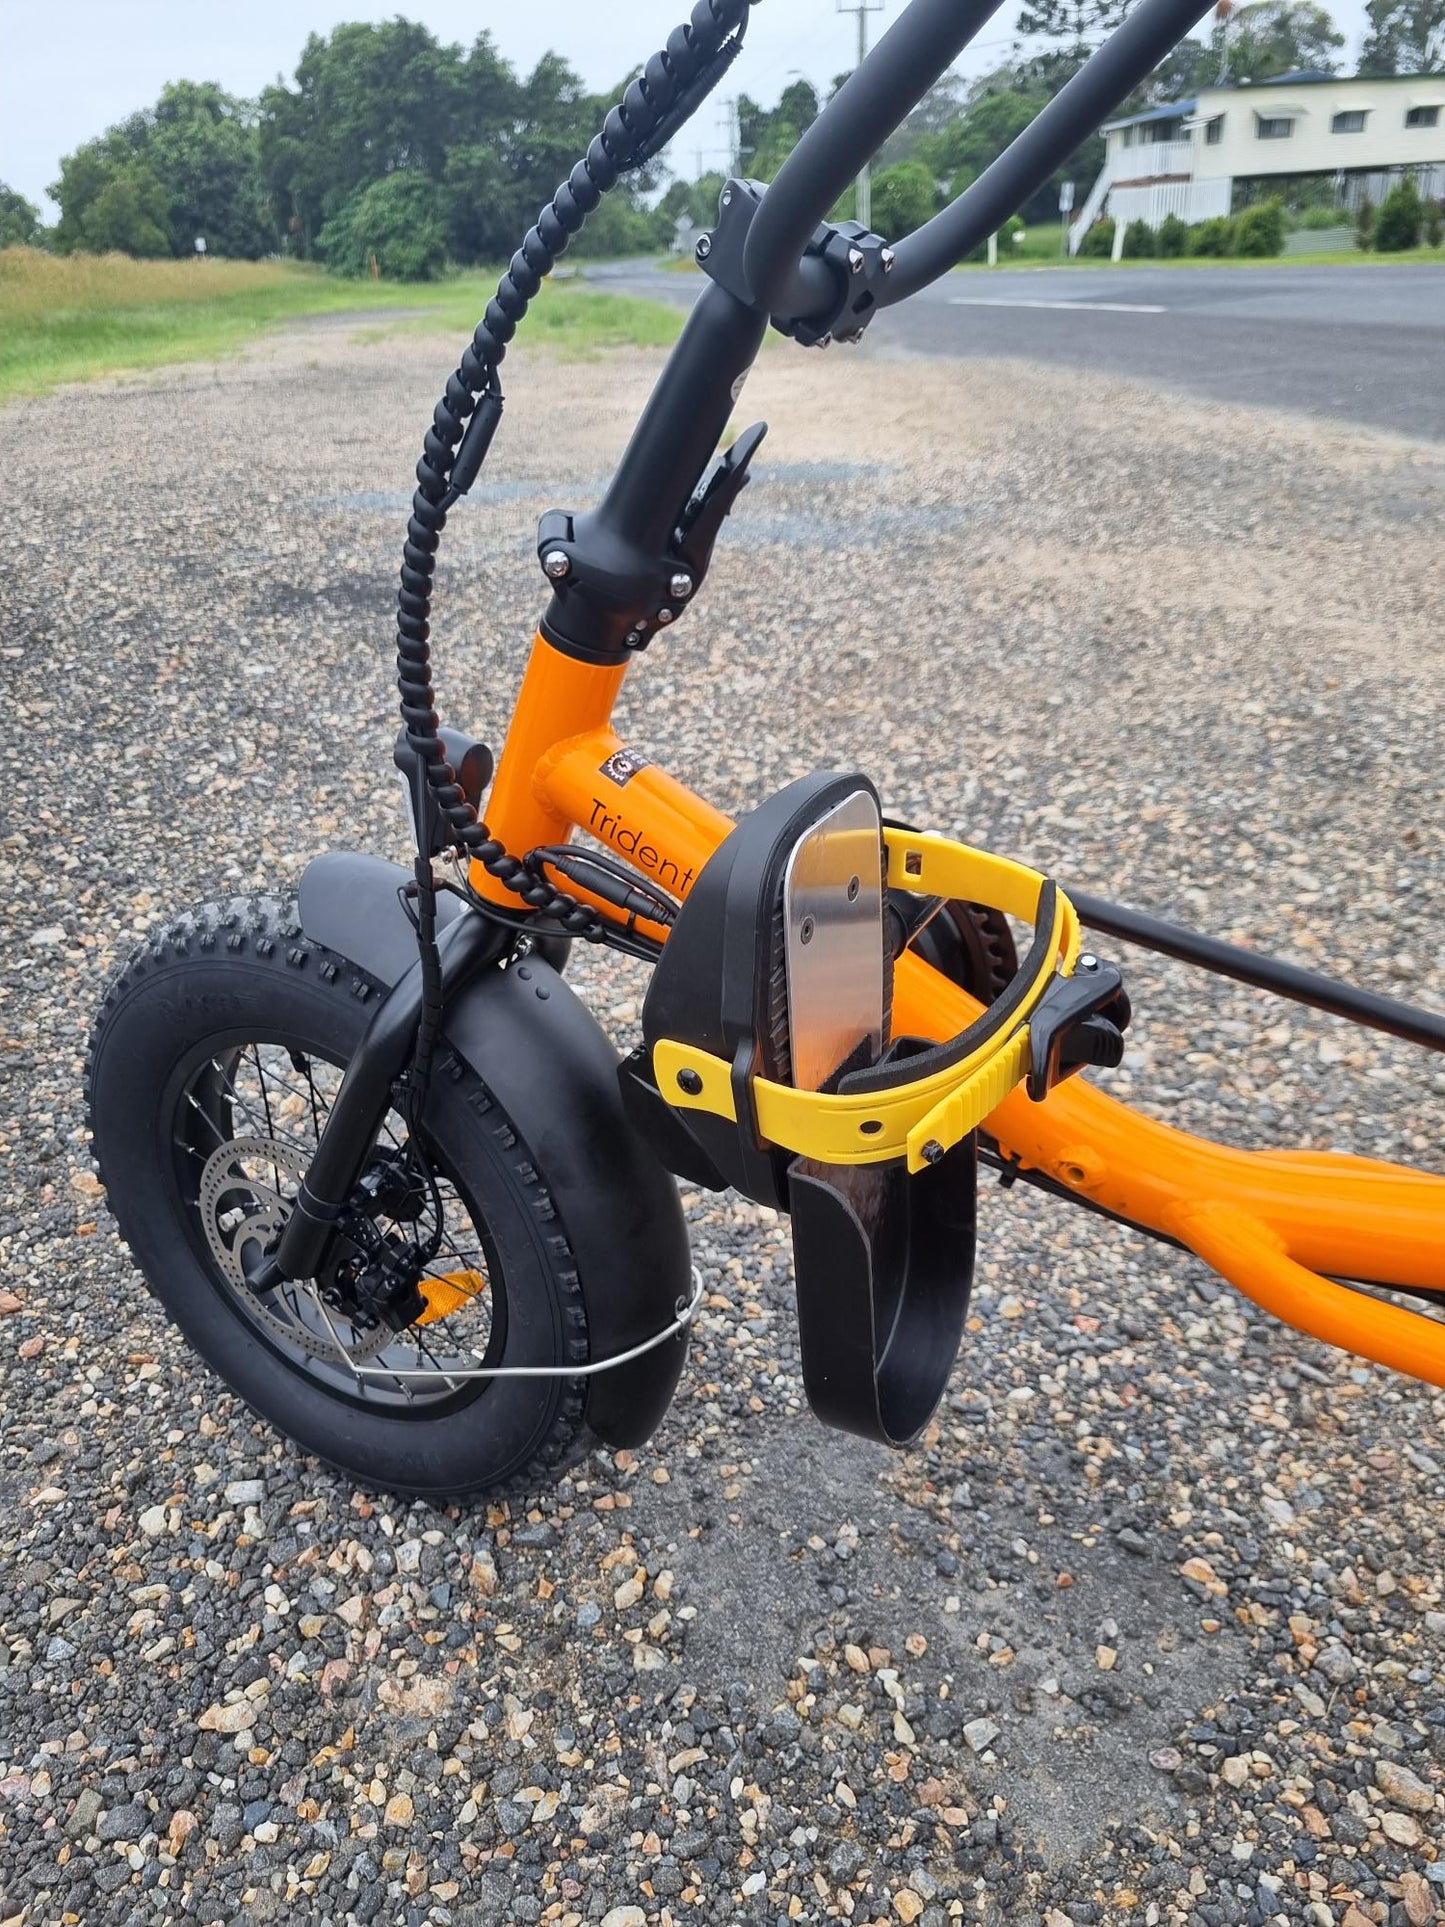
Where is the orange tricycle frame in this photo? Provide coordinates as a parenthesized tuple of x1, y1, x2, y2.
(470, 629, 1445, 1392)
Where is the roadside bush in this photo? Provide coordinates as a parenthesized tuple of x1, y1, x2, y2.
(318, 173, 449, 280)
(1156, 212, 1188, 257)
(1121, 218, 1155, 257)
(869, 160, 939, 242)
(1293, 204, 1347, 230)
(1355, 195, 1375, 250)
(964, 213, 1024, 262)
(1187, 215, 1232, 256)
(1078, 217, 1115, 256)
(1232, 199, 1284, 257)
(1426, 199, 1443, 248)
(1374, 177, 1423, 251)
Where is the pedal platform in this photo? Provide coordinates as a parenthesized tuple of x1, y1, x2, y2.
(620, 772, 1128, 1446)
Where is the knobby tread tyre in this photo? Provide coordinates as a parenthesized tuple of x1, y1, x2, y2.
(85, 893, 594, 1500)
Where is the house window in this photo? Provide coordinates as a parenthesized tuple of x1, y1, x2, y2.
(1204, 115, 1225, 144)
(1406, 105, 1440, 128)
(1332, 110, 1368, 132)
(1121, 125, 1135, 146)
(1256, 114, 1295, 139)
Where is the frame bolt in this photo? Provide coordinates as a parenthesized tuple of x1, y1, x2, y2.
(848, 247, 864, 273)
(656, 606, 675, 625)
(920, 1139, 946, 1165)
(676, 1068, 704, 1095)
(542, 548, 570, 580)
(696, 234, 713, 261)
(1079, 953, 1100, 972)
(669, 571, 694, 600)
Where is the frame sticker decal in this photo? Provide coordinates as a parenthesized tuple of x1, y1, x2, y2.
(599, 745, 652, 788)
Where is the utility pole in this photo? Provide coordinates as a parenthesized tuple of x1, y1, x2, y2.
(836, 0, 884, 227)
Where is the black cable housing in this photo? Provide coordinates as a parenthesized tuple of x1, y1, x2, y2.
(394, 0, 753, 944)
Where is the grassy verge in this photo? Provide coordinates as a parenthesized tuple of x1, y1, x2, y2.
(0, 250, 681, 403)
(359, 277, 684, 357)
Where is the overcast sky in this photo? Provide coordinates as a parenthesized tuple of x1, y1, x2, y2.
(1, 0, 1373, 217)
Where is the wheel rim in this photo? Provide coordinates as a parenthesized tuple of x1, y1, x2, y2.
(168, 1034, 506, 1412)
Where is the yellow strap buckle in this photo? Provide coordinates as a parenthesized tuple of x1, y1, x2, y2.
(653, 828, 1080, 1174)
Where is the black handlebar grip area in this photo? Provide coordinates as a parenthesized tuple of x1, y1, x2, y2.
(742, 0, 1007, 318)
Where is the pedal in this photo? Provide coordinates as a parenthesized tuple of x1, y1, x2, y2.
(620, 773, 1114, 1446)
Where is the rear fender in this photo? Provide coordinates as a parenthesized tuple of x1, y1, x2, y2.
(297, 851, 690, 1447)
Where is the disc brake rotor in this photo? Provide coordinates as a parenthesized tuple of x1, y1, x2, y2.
(197, 1136, 390, 1361)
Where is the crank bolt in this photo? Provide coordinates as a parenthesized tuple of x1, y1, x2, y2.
(921, 1139, 946, 1165)
(669, 571, 694, 600)
(677, 1068, 704, 1095)
(542, 549, 570, 580)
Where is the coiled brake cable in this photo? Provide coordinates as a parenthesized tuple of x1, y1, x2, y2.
(393, 0, 753, 947)
(388, 0, 753, 1156)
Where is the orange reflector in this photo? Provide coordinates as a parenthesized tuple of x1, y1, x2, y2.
(416, 1269, 486, 1325)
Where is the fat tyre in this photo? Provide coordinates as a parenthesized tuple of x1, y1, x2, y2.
(86, 893, 593, 1499)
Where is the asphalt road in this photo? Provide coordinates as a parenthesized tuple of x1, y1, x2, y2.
(590, 259, 1445, 441)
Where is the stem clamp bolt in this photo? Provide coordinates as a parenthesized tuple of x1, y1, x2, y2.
(542, 549, 570, 580)
(696, 235, 713, 261)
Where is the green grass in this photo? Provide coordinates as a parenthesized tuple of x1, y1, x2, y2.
(0, 249, 682, 403)
(361, 276, 684, 357)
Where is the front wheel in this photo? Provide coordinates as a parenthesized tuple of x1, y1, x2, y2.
(86, 893, 595, 1499)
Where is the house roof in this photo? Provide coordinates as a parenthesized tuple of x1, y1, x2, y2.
(1105, 68, 1445, 132)
(1103, 99, 1195, 131)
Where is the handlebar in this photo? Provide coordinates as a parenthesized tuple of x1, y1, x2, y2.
(743, 0, 1222, 327)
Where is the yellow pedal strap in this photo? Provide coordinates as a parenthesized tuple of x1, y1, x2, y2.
(653, 828, 1080, 1174)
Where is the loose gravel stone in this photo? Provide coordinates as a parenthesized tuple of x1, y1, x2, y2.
(0, 308, 1441, 1926)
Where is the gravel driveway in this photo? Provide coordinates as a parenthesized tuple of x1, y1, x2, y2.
(1, 316, 1442, 1927)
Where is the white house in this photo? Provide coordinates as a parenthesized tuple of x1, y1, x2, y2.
(1070, 69, 1445, 249)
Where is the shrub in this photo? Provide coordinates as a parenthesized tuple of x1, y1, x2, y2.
(1156, 212, 1188, 257)
(1355, 195, 1375, 250)
(1187, 215, 1232, 256)
(965, 212, 1024, 261)
(1294, 203, 1347, 230)
(1121, 218, 1155, 258)
(1374, 176, 1423, 251)
(1078, 217, 1116, 256)
(1232, 199, 1284, 257)
(1426, 199, 1443, 248)
(869, 160, 939, 242)
(317, 173, 449, 280)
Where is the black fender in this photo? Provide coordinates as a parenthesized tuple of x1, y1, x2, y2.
(297, 851, 691, 1448)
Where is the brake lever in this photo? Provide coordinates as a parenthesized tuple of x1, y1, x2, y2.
(674, 421, 768, 580)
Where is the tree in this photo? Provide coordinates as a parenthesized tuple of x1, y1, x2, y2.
(317, 172, 450, 279)
(916, 74, 1102, 226)
(869, 160, 939, 239)
(0, 182, 43, 248)
(735, 80, 819, 179)
(145, 83, 273, 258)
(50, 84, 272, 257)
(1224, 0, 1345, 79)
(1015, 0, 1130, 91)
(1358, 0, 1445, 72)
